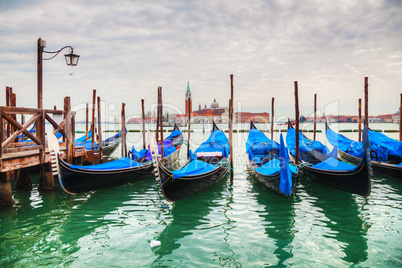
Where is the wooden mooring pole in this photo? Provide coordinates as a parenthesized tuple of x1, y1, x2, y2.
(85, 103, 89, 141)
(229, 74, 234, 181)
(92, 90, 96, 151)
(97, 96, 103, 162)
(400, 94, 402, 141)
(141, 99, 146, 149)
(159, 87, 164, 160)
(294, 81, 300, 165)
(364, 77, 369, 128)
(271, 97, 274, 140)
(313, 94, 317, 141)
(358, 99, 362, 142)
(121, 103, 127, 157)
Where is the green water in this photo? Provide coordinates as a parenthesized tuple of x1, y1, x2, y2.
(1, 124, 402, 267)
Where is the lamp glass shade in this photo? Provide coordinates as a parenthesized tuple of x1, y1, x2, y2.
(64, 53, 80, 66)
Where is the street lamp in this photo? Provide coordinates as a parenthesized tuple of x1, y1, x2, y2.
(37, 37, 80, 109)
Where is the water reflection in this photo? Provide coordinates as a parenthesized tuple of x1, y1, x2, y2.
(250, 176, 298, 266)
(0, 175, 155, 267)
(301, 175, 369, 265)
(152, 175, 228, 265)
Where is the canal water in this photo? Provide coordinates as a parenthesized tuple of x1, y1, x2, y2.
(1, 123, 401, 267)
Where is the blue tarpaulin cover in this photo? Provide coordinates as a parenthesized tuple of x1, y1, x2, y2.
(75, 131, 92, 143)
(130, 146, 148, 160)
(171, 160, 218, 179)
(158, 140, 177, 157)
(247, 128, 296, 195)
(194, 130, 230, 158)
(165, 129, 182, 141)
(246, 129, 279, 161)
(312, 157, 356, 171)
(326, 128, 364, 159)
(369, 131, 402, 160)
(104, 131, 122, 143)
(254, 157, 298, 176)
(279, 134, 293, 195)
(287, 127, 330, 159)
(68, 157, 143, 171)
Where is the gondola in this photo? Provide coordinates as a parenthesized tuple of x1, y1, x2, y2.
(156, 122, 230, 202)
(246, 121, 298, 197)
(75, 131, 122, 157)
(326, 122, 402, 179)
(129, 123, 183, 167)
(48, 133, 154, 194)
(286, 121, 372, 197)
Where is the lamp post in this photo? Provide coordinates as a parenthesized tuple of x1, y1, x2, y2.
(37, 37, 80, 109)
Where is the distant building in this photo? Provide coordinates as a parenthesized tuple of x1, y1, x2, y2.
(185, 81, 192, 116)
(173, 84, 269, 124)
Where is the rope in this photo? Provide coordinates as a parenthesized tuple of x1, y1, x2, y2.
(217, 159, 234, 170)
(296, 162, 313, 168)
(161, 174, 174, 186)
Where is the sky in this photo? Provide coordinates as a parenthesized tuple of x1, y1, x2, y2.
(0, 0, 401, 121)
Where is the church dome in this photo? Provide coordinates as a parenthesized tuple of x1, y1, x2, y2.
(211, 98, 219, 109)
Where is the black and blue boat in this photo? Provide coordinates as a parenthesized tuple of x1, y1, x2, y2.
(287, 122, 372, 197)
(326, 122, 402, 179)
(129, 123, 183, 167)
(247, 121, 298, 197)
(156, 122, 230, 202)
(75, 130, 121, 156)
(47, 132, 154, 194)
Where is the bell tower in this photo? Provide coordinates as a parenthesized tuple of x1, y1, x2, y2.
(185, 81, 192, 115)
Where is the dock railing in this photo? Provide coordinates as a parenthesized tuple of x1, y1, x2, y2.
(0, 101, 76, 172)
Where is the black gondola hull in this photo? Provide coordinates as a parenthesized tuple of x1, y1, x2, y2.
(294, 151, 372, 197)
(158, 158, 229, 202)
(338, 149, 402, 179)
(249, 164, 299, 198)
(58, 157, 154, 194)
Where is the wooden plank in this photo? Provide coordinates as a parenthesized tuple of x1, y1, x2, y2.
(1, 148, 85, 172)
(0, 111, 42, 146)
(45, 113, 67, 138)
(0, 106, 64, 115)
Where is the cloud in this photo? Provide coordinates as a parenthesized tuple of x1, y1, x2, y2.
(0, 0, 401, 120)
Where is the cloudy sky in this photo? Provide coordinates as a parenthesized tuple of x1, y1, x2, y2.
(0, 0, 401, 121)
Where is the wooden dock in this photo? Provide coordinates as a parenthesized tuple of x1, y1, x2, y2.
(0, 94, 86, 207)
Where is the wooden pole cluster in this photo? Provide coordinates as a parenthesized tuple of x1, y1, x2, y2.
(141, 99, 146, 149)
(364, 77, 369, 128)
(229, 74, 234, 181)
(271, 97, 274, 140)
(121, 103, 127, 157)
(313, 94, 317, 141)
(294, 81, 300, 165)
(358, 98, 362, 142)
